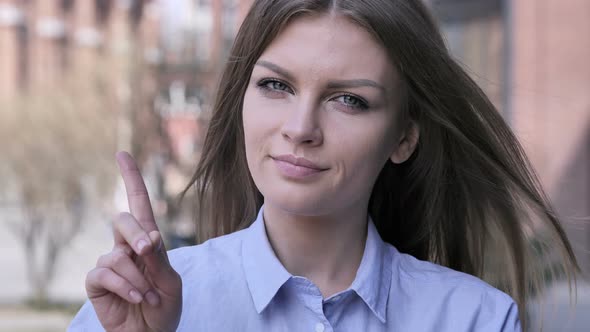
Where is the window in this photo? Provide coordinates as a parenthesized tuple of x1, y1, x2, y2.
(431, 0, 508, 116)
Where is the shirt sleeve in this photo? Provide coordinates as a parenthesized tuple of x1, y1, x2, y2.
(67, 300, 105, 332)
(501, 301, 522, 332)
(465, 287, 523, 332)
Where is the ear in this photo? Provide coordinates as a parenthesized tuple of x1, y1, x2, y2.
(390, 120, 419, 164)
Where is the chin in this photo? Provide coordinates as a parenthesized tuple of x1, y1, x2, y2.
(262, 187, 336, 217)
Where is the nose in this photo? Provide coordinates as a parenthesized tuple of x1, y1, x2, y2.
(280, 99, 323, 146)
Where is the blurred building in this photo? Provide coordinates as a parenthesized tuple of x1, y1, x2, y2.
(510, 0, 590, 280)
(0, 0, 166, 256)
(433, 1, 590, 329)
(0, 0, 255, 304)
(0, 0, 160, 91)
(156, 0, 254, 167)
(0, 0, 165, 304)
(432, 0, 590, 278)
(0, 0, 163, 156)
(154, 0, 254, 247)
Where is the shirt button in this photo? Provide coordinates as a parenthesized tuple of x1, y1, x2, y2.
(315, 322, 325, 332)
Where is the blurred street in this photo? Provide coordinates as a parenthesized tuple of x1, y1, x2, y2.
(0, 212, 111, 304)
(0, 307, 71, 332)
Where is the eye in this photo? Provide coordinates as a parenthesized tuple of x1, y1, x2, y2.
(333, 94, 369, 111)
(256, 79, 293, 94)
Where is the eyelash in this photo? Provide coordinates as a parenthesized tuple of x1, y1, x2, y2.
(255, 78, 370, 111)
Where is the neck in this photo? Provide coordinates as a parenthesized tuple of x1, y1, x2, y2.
(263, 202, 368, 298)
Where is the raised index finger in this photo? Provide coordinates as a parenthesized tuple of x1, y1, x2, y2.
(116, 151, 157, 233)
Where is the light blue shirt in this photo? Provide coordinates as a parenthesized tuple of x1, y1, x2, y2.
(69, 206, 521, 331)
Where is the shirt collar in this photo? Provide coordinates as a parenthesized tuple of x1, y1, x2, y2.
(241, 206, 292, 314)
(241, 205, 393, 322)
(349, 218, 393, 323)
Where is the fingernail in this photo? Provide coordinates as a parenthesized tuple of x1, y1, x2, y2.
(145, 290, 160, 306)
(137, 239, 148, 253)
(129, 289, 143, 303)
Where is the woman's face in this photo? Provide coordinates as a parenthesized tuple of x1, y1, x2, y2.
(243, 14, 407, 216)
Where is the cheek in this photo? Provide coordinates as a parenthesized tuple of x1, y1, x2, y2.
(335, 118, 397, 173)
(242, 88, 257, 139)
(242, 89, 279, 167)
(242, 90, 261, 170)
(243, 89, 267, 144)
(306, 120, 395, 208)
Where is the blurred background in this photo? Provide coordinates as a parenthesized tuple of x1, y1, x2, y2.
(0, 0, 587, 331)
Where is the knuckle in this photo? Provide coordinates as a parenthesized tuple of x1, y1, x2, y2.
(113, 276, 128, 291)
(85, 268, 98, 287)
(93, 268, 109, 284)
(96, 253, 109, 267)
(116, 211, 129, 219)
(114, 212, 131, 225)
(128, 189, 148, 198)
(134, 274, 150, 291)
(167, 270, 182, 286)
(110, 251, 128, 266)
(115, 244, 134, 256)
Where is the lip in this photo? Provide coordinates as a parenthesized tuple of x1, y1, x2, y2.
(271, 154, 328, 179)
(272, 154, 325, 170)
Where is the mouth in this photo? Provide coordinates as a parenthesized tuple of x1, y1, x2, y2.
(271, 154, 329, 178)
(272, 154, 326, 170)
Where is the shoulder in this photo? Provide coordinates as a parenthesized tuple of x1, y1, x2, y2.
(394, 249, 507, 296)
(388, 248, 521, 331)
(166, 228, 249, 279)
(397, 251, 478, 281)
(166, 228, 254, 307)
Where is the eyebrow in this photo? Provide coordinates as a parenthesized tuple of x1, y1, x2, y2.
(326, 79, 385, 92)
(255, 60, 296, 82)
(254, 60, 386, 92)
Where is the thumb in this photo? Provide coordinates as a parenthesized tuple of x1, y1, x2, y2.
(142, 230, 174, 281)
(149, 230, 164, 253)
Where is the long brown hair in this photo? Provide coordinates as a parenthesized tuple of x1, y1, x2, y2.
(182, 0, 579, 328)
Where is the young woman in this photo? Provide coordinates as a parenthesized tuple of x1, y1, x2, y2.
(69, 0, 579, 331)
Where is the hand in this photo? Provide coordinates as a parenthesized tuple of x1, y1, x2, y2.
(85, 152, 182, 332)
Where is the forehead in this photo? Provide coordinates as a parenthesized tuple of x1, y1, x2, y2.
(257, 14, 398, 87)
